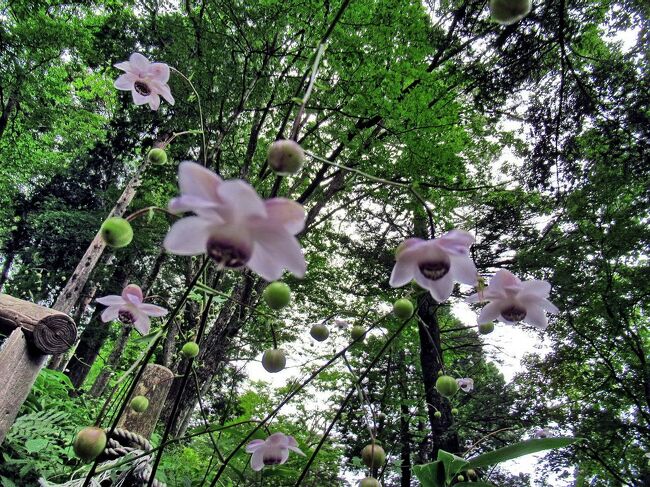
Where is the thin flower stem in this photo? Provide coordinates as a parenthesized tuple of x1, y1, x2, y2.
(290, 43, 327, 141)
(342, 354, 376, 441)
(463, 427, 516, 458)
(163, 129, 203, 147)
(82, 259, 210, 487)
(293, 316, 413, 486)
(171, 67, 208, 167)
(415, 313, 446, 374)
(147, 295, 215, 487)
(269, 321, 278, 349)
(207, 313, 391, 486)
(125, 206, 178, 222)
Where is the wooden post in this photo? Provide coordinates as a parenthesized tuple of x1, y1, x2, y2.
(117, 364, 174, 440)
(0, 294, 77, 444)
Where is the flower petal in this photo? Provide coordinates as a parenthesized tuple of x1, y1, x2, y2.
(435, 229, 474, 256)
(519, 280, 551, 299)
(486, 270, 520, 298)
(425, 273, 455, 302)
(96, 295, 126, 306)
(523, 305, 549, 330)
(249, 226, 306, 280)
(133, 312, 151, 335)
(114, 60, 133, 72)
(250, 449, 265, 471)
(171, 162, 222, 214)
(131, 89, 150, 106)
(278, 448, 290, 465)
(264, 198, 306, 235)
(114, 73, 135, 90)
(147, 62, 170, 83)
(122, 284, 143, 304)
(138, 303, 168, 317)
(163, 217, 212, 255)
(539, 298, 559, 314)
(216, 180, 266, 220)
(389, 260, 416, 288)
(128, 52, 151, 72)
(101, 306, 120, 322)
(246, 440, 265, 453)
(477, 300, 502, 324)
(450, 255, 478, 285)
(288, 445, 306, 456)
(148, 94, 161, 111)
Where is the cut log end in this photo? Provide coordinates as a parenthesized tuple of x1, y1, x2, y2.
(33, 314, 77, 354)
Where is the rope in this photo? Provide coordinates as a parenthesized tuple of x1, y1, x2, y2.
(100, 428, 167, 487)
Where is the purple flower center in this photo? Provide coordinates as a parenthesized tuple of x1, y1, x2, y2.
(262, 451, 284, 466)
(206, 236, 251, 268)
(118, 309, 135, 324)
(501, 305, 526, 322)
(134, 81, 151, 96)
(419, 260, 450, 280)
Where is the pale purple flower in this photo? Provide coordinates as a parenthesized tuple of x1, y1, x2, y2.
(534, 428, 551, 438)
(389, 230, 478, 302)
(467, 270, 559, 330)
(245, 432, 305, 471)
(164, 162, 307, 281)
(96, 284, 168, 335)
(333, 318, 350, 330)
(114, 53, 174, 110)
(456, 378, 474, 392)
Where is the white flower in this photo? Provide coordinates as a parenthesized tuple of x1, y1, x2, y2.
(390, 230, 477, 302)
(95, 284, 168, 335)
(245, 432, 305, 471)
(467, 270, 559, 330)
(456, 378, 474, 392)
(114, 53, 174, 110)
(164, 162, 307, 281)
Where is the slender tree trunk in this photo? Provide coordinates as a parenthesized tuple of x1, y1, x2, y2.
(52, 159, 150, 316)
(89, 325, 132, 397)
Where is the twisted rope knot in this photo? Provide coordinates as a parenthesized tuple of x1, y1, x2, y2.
(101, 428, 166, 487)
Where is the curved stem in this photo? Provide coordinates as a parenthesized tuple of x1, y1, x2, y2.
(171, 67, 208, 167)
(293, 316, 413, 486)
(125, 206, 178, 222)
(163, 129, 203, 148)
(207, 313, 391, 486)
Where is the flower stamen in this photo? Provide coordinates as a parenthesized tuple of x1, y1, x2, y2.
(206, 237, 251, 268)
(419, 260, 450, 280)
(501, 305, 526, 322)
(134, 81, 151, 96)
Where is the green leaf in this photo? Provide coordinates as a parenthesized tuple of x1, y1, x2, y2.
(437, 449, 469, 481)
(131, 328, 162, 345)
(25, 438, 48, 453)
(467, 437, 582, 469)
(412, 460, 445, 487)
(454, 482, 495, 486)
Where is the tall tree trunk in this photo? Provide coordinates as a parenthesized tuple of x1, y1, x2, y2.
(89, 325, 132, 397)
(52, 158, 150, 316)
(417, 294, 460, 457)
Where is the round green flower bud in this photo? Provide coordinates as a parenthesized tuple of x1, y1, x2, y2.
(73, 427, 107, 462)
(478, 322, 495, 335)
(489, 0, 532, 25)
(263, 282, 291, 310)
(100, 217, 133, 248)
(181, 341, 200, 358)
(360, 478, 381, 487)
(437, 370, 443, 377)
(351, 325, 366, 342)
(361, 444, 386, 468)
(451, 408, 459, 415)
(393, 298, 414, 319)
(467, 469, 477, 479)
(435, 375, 459, 398)
(262, 348, 286, 373)
(434, 411, 442, 419)
(267, 140, 305, 175)
(310, 323, 330, 342)
(457, 474, 465, 482)
(147, 148, 168, 165)
(130, 395, 149, 413)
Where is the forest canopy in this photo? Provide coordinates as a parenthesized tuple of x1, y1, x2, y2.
(0, 0, 648, 486)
